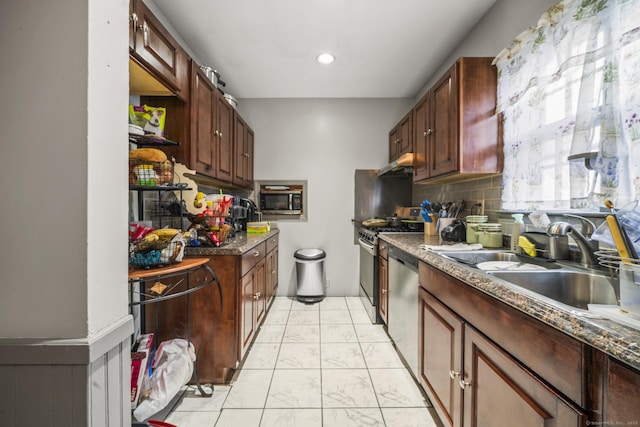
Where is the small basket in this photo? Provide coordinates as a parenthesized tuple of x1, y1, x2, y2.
(130, 240, 184, 268)
(129, 159, 174, 186)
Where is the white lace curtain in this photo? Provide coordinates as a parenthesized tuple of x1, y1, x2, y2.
(494, 0, 640, 211)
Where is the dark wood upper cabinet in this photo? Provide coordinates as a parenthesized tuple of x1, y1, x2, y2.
(233, 113, 255, 188)
(191, 68, 215, 175)
(214, 90, 234, 182)
(130, 0, 189, 101)
(388, 111, 413, 162)
(413, 57, 500, 183)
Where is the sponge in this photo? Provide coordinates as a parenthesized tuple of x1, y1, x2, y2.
(518, 236, 537, 257)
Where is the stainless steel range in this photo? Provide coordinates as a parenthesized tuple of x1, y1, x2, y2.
(353, 169, 414, 324)
(358, 225, 420, 323)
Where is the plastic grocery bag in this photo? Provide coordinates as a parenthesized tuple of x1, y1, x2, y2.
(133, 338, 196, 421)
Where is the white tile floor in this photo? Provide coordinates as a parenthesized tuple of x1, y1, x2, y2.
(165, 296, 440, 427)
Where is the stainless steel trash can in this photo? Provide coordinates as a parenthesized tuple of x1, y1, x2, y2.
(294, 248, 326, 303)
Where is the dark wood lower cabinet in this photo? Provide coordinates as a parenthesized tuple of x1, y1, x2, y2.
(419, 287, 463, 427)
(603, 358, 640, 424)
(463, 326, 584, 427)
(419, 262, 586, 426)
(144, 236, 278, 384)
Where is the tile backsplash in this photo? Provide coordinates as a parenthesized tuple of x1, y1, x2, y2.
(413, 175, 503, 220)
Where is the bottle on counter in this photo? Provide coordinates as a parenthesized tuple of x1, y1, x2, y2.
(510, 213, 524, 253)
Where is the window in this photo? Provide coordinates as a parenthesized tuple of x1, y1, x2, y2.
(494, 0, 640, 211)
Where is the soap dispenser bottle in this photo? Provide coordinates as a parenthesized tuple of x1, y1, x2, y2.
(510, 214, 524, 252)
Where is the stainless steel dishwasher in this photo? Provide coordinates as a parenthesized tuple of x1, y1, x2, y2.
(387, 245, 419, 379)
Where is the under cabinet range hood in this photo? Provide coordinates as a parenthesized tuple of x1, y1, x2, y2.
(377, 152, 414, 177)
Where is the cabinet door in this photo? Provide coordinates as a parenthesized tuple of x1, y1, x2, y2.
(215, 91, 234, 182)
(378, 256, 389, 324)
(129, 1, 136, 51)
(413, 92, 431, 181)
(398, 112, 413, 157)
(389, 127, 400, 161)
(265, 246, 279, 307)
(255, 258, 266, 325)
(132, 0, 183, 93)
(191, 69, 215, 176)
(240, 269, 256, 358)
(419, 288, 463, 427)
(462, 326, 585, 427)
(245, 126, 254, 185)
(603, 358, 640, 423)
(430, 64, 458, 178)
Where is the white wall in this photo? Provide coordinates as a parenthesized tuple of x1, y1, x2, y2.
(0, 0, 129, 338)
(237, 98, 413, 296)
(416, 0, 558, 100)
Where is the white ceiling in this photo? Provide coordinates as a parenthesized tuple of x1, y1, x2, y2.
(151, 0, 497, 99)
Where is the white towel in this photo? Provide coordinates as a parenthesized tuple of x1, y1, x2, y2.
(419, 243, 484, 252)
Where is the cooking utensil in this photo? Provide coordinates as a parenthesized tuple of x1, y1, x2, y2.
(363, 218, 389, 227)
(606, 215, 632, 261)
(402, 219, 424, 231)
(386, 214, 403, 227)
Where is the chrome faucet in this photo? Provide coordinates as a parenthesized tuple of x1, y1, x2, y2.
(547, 215, 600, 269)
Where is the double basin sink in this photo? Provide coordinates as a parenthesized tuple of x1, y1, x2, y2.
(436, 250, 618, 315)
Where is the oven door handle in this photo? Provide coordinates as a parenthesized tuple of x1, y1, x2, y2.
(358, 238, 377, 256)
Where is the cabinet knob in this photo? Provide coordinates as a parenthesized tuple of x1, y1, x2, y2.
(381, 289, 387, 294)
(459, 379, 472, 389)
(253, 251, 260, 257)
(214, 130, 219, 136)
(449, 370, 460, 379)
(219, 132, 223, 138)
(253, 293, 260, 300)
(426, 128, 434, 135)
(130, 13, 138, 24)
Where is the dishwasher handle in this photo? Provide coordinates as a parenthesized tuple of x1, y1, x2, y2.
(388, 245, 418, 270)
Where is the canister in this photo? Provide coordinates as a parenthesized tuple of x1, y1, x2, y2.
(477, 223, 503, 248)
(466, 215, 489, 243)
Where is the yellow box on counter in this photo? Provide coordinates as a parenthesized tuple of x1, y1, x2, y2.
(247, 221, 271, 233)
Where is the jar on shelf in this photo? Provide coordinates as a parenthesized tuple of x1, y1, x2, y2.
(477, 223, 503, 248)
(466, 215, 489, 244)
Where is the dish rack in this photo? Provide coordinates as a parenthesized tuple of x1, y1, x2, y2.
(595, 249, 640, 273)
(596, 250, 640, 316)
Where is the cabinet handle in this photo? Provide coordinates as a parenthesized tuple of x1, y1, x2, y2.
(214, 130, 219, 136)
(271, 270, 276, 274)
(423, 130, 427, 137)
(244, 153, 250, 158)
(253, 293, 259, 300)
(130, 13, 138, 25)
(381, 289, 387, 293)
(449, 370, 460, 379)
(459, 379, 472, 389)
(219, 132, 223, 138)
(253, 251, 260, 257)
(426, 128, 434, 135)
(138, 21, 148, 45)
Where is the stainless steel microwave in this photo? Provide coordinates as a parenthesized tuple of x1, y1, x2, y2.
(260, 188, 303, 215)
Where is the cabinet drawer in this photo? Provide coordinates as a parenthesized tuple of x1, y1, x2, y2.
(266, 235, 279, 253)
(241, 242, 266, 276)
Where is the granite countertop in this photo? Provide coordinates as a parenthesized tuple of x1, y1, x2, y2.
(186, 229, 279, 256)
(379, 232, 640, 372)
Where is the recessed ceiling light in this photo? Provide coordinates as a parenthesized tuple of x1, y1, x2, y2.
(316, 53, 335, 65)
